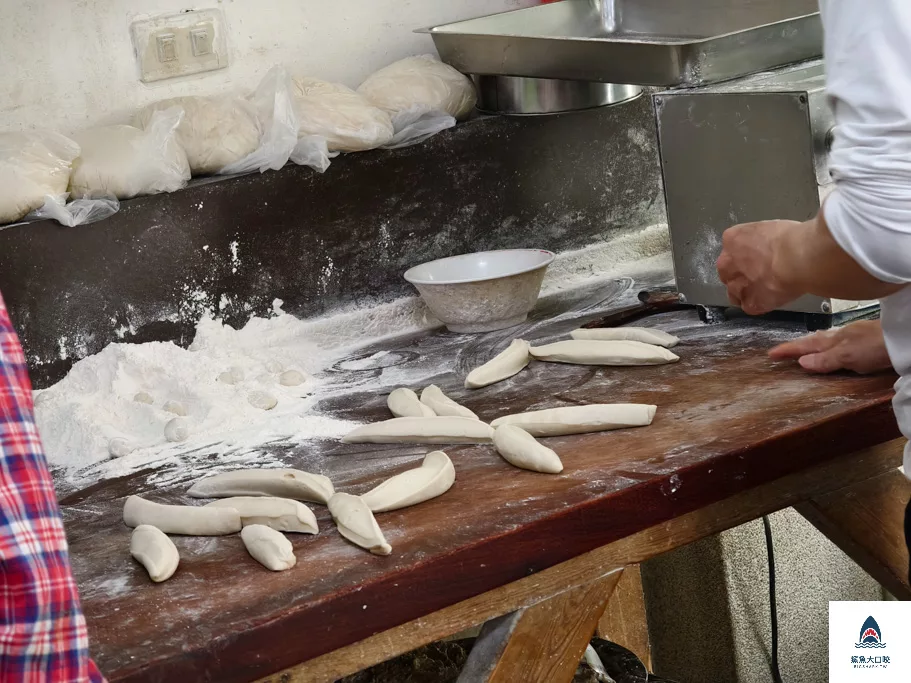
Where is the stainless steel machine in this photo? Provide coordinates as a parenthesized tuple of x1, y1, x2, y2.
(425, 0, 879, 328)
(654, 61, 875, 326)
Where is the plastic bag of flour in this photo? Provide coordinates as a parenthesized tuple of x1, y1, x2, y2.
(69, 108, 190, 199)
(135, 94, 261, 175)
(221, 66, 299, 175)
(0, 131, 79, 224)
(358, 55, 477, 121)
(291, 76, 394, 152)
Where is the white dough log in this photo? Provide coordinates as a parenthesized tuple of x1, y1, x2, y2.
(241, 524, 297, 571)
(419, 385, 478, 419)
(361, 451, 455, 512)
(328, 493, 392, 555)
(130, 525, 179, 582)
(123, 495, 241, 536)
(571, 327, 679, 348)
(465, 339, 531, 389)
(206, 497, 318, 533)
(342, 417, 494, 444)
(493, 425, 563, 474)
(529, 340, 678, 366)
(134, 391, 154, 404)
(491, 404, 657, 437)
(387, 388, 436, 418)
(187, 468, 335, 504)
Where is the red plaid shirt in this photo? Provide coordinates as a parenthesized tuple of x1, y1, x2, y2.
(0, 293, 104, 682)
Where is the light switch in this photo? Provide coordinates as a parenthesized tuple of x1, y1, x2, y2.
(190, 26, 213, 56)
(156, 33, 177, 62)
(131, 9, 228, 83)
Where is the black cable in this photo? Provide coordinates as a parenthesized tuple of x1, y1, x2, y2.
(762, 515, 785, 683)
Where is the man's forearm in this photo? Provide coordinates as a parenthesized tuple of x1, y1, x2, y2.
(776, 211, 905, 301)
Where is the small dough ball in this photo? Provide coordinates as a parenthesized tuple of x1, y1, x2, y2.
(248, 391, 278, 411)
(265, 359, 284, 373)
(134, 391, 155, 405)
(164, 417, 190, 443)
(279, 369, 306, 387)
(217, 366, 245, 385)
(162, 400, 187, 417)
(134, 96, 261, 175)
(108, 437, 133, 458)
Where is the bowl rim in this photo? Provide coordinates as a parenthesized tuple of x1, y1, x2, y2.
(403, 249, 556, 286)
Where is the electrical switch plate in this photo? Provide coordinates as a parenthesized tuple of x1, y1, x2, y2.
(131, 9, 228, 83)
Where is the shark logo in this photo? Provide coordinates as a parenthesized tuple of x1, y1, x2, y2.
(856, 616, 887, 649)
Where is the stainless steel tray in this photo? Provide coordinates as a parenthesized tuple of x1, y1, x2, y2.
(421, 0, 822, 87)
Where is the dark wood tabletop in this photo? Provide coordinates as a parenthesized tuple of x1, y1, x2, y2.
(58, 275, 899, 683)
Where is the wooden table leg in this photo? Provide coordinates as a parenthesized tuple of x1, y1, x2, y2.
(457, 569, 623, 683)
(597, 563, 651, 670)
(795, 468, 911, 600)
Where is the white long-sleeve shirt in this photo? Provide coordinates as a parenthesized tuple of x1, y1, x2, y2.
(821, 0, 911, 474)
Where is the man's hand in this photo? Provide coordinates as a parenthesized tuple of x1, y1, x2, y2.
(717, 212, 902, 313)
(768, 319, 893, 374)
(716, 220, 803, 314)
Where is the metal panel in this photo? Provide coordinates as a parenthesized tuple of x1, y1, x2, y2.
(656, 89, 824, 313)
(423, 0, 822, 87)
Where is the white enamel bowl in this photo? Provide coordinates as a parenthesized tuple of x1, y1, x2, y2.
(404, 249, 555, 333)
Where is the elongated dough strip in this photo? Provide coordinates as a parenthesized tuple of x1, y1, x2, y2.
(465, 339, 531, 389)
(342, 416, 494, 444)
(362, 451, 455, 512)
(530, 339, 678, 366)
(420, 385, 478, 419)
(388, 388, 436, 418)
(123, 495, 241, 536)
(130, 525, 179, 582)
(571, 327, 679, 348)
(188, 469, 334, 504)
(328, 493, 392, 555)
(206, 497, 318, 534)
(241, 524, 297, 571)
(491, 404, 657, 437)
(493, 425, 563, 474)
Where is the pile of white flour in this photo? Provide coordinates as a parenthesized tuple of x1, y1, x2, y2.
(35, 302, 364, 482)
(36, 224, 672, 487)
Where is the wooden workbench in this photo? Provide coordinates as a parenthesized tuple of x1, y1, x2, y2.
(58, 275, 901, 682)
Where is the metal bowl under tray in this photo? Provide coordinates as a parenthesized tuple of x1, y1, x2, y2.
(473, 75, 642, 115)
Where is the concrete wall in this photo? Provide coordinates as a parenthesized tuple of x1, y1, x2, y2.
(644, 507, 886, 683)
(0, 0, 535, 134)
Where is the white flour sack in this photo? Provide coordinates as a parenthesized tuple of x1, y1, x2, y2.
(135, 95, 261, 175)
(291, 77, 394, 152)
(70, 108, 190, 199)
(0, 131, 79, 224)
(357, 55, 477, 120)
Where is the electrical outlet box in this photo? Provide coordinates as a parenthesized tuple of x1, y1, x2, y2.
(131, 9, 228, 83)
